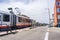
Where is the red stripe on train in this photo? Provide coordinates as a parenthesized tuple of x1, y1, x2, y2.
(0, 26, 9, 28)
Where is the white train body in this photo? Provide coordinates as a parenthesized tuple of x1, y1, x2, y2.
(0, 11, 31, 31)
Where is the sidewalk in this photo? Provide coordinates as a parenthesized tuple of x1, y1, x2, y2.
(49, 27, 60, 32)
(50, 27, 60, 29)
(0, 26, 44, 35)
(0, 28, 30, 35)
(0, 27, 39, 35)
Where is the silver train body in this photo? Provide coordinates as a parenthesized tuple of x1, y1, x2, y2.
(0, 11, 32, 31)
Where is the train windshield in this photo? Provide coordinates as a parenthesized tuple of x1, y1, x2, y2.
(3, 14, 10, 22)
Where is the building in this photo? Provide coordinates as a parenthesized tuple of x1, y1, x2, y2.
(54, 0, 60, 27)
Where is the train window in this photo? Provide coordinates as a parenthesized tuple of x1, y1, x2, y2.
(18, 17, 21, 22)
(0, 15, 1, 21)
(3, 14, 10, 22)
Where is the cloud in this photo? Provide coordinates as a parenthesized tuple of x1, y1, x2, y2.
(0, 0, 10, 3)
(0, 0, 55, 23)
(14, 0, 30, 4)
(0, 0, 36, 4)
(13, 0, 36, 4)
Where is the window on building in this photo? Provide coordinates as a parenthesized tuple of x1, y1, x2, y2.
(56, 2, 60, 6)
(58, 15, 60, 19)
(3, 14, 10, 22)
(57, 8, 60, 12)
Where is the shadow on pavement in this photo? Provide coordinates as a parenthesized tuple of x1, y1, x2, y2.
(0, 31, 18, 37)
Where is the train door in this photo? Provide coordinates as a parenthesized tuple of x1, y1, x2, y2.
(0, 14, 2, 25)
(10, 14, 17, 30)
(11, 14, 17, 30)
(13, 14, 16, 26)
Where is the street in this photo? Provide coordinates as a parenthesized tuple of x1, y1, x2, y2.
(0, 26, 60, 40)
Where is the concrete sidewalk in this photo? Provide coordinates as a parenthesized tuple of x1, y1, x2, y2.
(0, 26, 45, 35)
(49, 27, 60, 32)
(0, 27, 40, 35)
(0, 28, 30, 35)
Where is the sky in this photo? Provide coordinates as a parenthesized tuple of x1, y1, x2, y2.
(0, 0, 55, 24)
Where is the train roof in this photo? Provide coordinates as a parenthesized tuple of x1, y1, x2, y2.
(16, 14, 30, 19)
(0, 10, 30, 19)
(0, 10, 10, 15)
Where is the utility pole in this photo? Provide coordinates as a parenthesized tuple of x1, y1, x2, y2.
(47, 0, 50, 26)
(45, 8, 50, 26)
(48, 8, 50, 26)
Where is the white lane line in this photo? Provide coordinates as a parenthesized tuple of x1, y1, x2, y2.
(0, 39, 1, 40)
(44, 32, 49, 40)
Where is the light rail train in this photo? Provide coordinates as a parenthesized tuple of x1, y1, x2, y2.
(0, 10, 32, 31)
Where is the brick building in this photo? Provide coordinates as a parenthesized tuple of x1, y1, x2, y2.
(54, 0, 60, 27)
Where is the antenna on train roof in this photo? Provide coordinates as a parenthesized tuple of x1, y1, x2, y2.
(8, 8, 13, 10)
(15, 7, 21, 15)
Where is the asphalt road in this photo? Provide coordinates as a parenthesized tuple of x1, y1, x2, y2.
(0, 26, 60, 40)
(49, 27, 60, 40)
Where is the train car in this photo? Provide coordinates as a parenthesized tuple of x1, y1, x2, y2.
(0, 10, 32, 31)
(0, 11, 11, 31)
(16, 14, 32, 28)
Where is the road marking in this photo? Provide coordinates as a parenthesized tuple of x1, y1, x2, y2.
(0, 39, 1, 40)
(44, 32, 49, 40)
